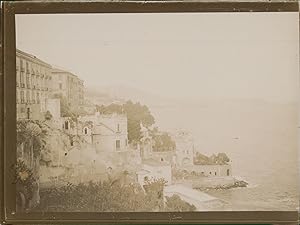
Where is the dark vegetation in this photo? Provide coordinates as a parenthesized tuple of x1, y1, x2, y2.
(194, 152, 230, 165)
(97, 101, 154, 143)
(35, 178, 196, 212)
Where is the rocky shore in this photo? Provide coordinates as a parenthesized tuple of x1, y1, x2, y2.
(196, 179, 248, 191)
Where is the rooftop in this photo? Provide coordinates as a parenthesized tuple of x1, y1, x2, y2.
(16, 49, 52, 68)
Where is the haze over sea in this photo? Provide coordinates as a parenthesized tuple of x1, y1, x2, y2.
(150, 99, 298, 210)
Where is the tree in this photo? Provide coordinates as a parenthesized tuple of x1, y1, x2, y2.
(194, 152, 230, 165)
(216, 153, 230, 164)
(17, 120, 47, 158)
(96, 100, 155, 143)
(152, 132, 176, 152)
(164, 194, 196, 211)
(143, 178, 167, 211)
(53, 93, 72, 117)
(44, 110, 53, 120)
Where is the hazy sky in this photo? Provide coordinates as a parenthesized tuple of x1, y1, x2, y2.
(16, 12, 299, 103)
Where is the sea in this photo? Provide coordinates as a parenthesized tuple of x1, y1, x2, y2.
(149, 99, 299, 211)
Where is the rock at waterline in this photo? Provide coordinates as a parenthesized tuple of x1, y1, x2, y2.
(192, 176, 248, 191)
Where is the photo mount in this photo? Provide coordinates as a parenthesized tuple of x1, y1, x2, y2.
(1, 1, 299, 224)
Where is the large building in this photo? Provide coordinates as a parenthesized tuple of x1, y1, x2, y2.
(16, 49, 53, 120)
(51, 68, 84, 112)
(60, 112, 129, 153)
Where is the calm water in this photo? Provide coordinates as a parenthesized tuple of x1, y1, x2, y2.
(150, 100, 299, 210)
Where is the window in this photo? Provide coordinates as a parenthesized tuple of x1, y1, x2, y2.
(227, 169, 230, 176)
(215, 172, 217, 176)
(20, 72, 25, 86)
(65, 121, 69, 130)
(26, 108, 30, 119)
(36, 92, 40, 103)
(26, 91, 30, 103)
(16, 71, 20, 87)
(209, 172, 212, 175)
(160, 158, 164, 162)
(84, 127, 88, 135)
(117, 124, 120, 132)
(20, 91, 25, 103)
(32, 92, 35, 103)
(125, 139, 128, 146)
(20, 59, 24, 71)
(26, 73, 30, 88)
(31, 75, 35, 88)
(116, 140, 120, 150)
(59, 83, 62, 90)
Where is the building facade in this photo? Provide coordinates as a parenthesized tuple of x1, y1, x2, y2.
(16, 49, 53, 120)
(61, 112, 129, 153)
(183, 164, 232, 177)
(173, 131, 195, 167)
(51, 68, 84, 113)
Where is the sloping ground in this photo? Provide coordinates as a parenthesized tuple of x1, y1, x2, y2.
(164, 184, 227, 211)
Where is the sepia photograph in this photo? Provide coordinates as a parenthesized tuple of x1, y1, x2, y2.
(14, 12, 299, 213)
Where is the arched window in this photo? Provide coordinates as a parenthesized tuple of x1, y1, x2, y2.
(65, 121, 69, 130)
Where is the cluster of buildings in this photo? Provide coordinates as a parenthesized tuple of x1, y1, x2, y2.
(16, 49, 85, 120)
(16, 49, 232, 194)
(136, 130, 232, 187)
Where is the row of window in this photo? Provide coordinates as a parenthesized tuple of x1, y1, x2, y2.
(16, 90, 45, 104)
(16, 58, 50, 76)
(116, 139, 128, 150)
(17, 71, 52, 91)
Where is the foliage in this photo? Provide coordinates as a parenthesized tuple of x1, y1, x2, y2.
(53, 93, 87, 117)
(164, 194, 196, 211)
(53, 93, 72, 117)
(36, 178, 194, 212)
(96, 101, 155, 143)
(44, 110, 53, 120)
(172, 169, 206, 180)
(38, 180, 146, 212)
(152, 132, 176, 152)
(17, 120, 48, 158)
(143, 178, 167, 211)
(194, 152, 230, 165)
(14, 160, 39, 210)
